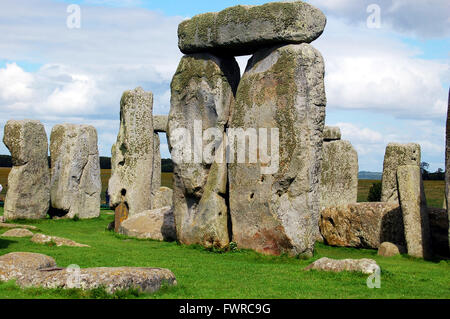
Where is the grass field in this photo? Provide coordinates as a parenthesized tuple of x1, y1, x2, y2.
(1, 168, 444, 208)
(0, 207, 448, 299)
(358, 179, 445, 208)
(1, 168, 173, 204)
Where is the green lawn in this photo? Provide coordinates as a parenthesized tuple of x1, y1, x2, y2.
(0, 208, 448, 299)
(358, 179, 445, 208)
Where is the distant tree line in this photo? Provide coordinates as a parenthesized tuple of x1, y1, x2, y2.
(0, 155, 174, 172)
(421, 162, 445, 181)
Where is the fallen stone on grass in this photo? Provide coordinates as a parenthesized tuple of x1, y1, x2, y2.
(304, 257, 380, 275)
(118, 206, 176, 241)
(30, 233, 90, 247)
(0, 252, 177, 294)
(319, 202, 405, 249)
(0, 223, 38, 230)
(378, 242, 405, 257)
(0, 252, 57, 282)
(21, 267, 177, 294)
(0, 216, 4, 223)
(1, 228, 33, 238)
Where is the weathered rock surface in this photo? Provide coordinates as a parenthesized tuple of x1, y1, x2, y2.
(321, 203, 448, 254)
(118, 206, 176, 241)
(109, 87, 154, 216)
(319, 202, 406, 249)
(427, 208, 449, 257)
(397, 165, 432, 259)
(3, 120, 50, 220)
(0, 223, 38, 230)
(323, 126, 341, 141)
(0, 252, 177, 294)
(378, 242, 405, 257)
(1, 228, 33, 237)
(178, 1, 326, 56)
(153, 115, 168, 133)
(0, 252, 57, 282)
(381, 143, 421, 203)
(50, 124, 101, 219)
(229, 43, 326, 257)
(31, 233, 90, 247)
(446, 88, 450, 252)
(320, 139, 358, 210)
(304, 257, 380, 275)
(151, 187, 173, 209)
(20, 267, 177, 294)
(168, 53, 240, 248)
(151, 132, 162, 207)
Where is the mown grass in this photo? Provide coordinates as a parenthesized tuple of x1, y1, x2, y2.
(0, 210, 449, 299)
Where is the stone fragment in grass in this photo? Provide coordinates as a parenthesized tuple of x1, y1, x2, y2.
(0, 252, 177, 294)
(377, 242, 405, 257)
(304, 257, 380, 275)
(119, 206, 176, 241)
(31, 233, 90, 247)
(1, 228, 33, 238)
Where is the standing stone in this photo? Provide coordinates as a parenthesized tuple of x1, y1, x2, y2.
(3, 120, 50, 220)
(446, 88, 450, 252)
(381, 143, 421, 203)
(320, 127, 358, 210)
(167, 53, 240, 248)
(50, 124, 101, 219)
(178, 1, 326, 56)
(151, 132, 162, 208)
(109, 87, 154, 216)
(397, 165, 432, 259)
(229, 43, 326, 257)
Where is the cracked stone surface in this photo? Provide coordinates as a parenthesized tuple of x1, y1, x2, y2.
(50, 124, 101, 219)
(109, 87, 154, 216)
(3, 120, 50, 220)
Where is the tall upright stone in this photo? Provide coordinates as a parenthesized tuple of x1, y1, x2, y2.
(320, 126, 358, 210)
(3, 120, 50, 220)
(167, 53, 240, 248)
(109, 87, 154, 216)
(397, 165, 432, 259)
(151, 132, 161, 204)
(50, 124, 101, 219)
(381, 143, 421, 203)
(229, 43, 326, 257)
(446, 88, 450, 252)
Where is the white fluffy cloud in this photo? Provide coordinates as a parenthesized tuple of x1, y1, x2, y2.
(314, 17, 449, 121)
(309, 0, 450, 38)
(0, 63, 34, 103)
(0, 0, 448, 170)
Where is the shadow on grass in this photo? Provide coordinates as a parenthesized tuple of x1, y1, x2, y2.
(0, 238, 17, 249)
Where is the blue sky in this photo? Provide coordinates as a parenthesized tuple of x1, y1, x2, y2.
(0, 0, 449, 172)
